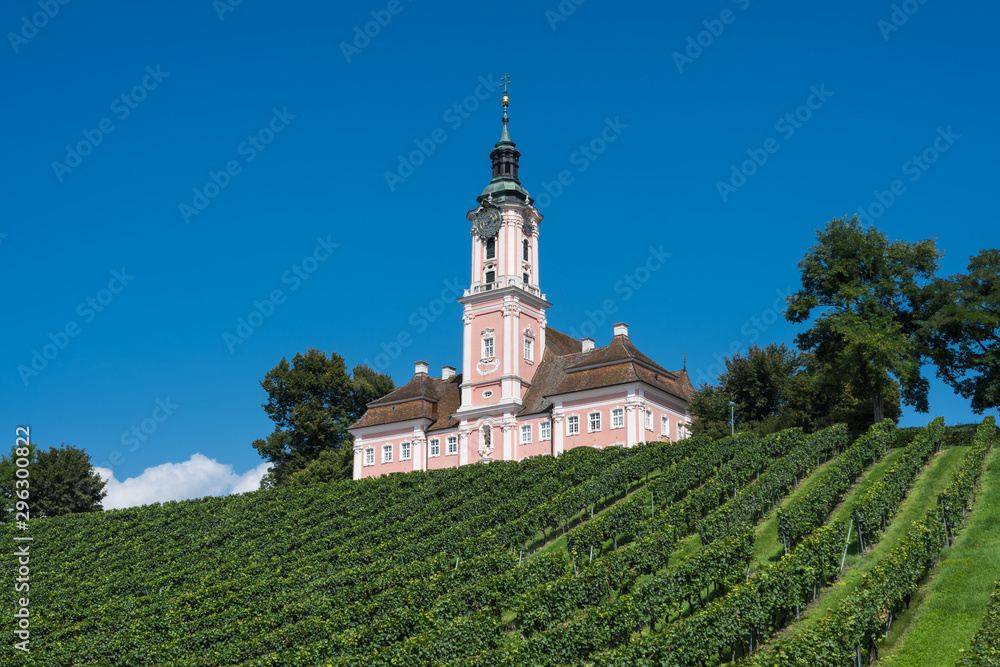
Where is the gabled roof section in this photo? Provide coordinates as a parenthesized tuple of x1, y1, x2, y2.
(564, 334, 675, 377)
(520, 329, 692, 415)
(349, 373, 463, 431)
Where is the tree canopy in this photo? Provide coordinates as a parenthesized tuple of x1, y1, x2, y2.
(785, 216, 940, 423)
(919, 249, 1000, 413)
(0, 443, 107, 521)
(688, 343, 890, 438)
(252, 349, 394, 485)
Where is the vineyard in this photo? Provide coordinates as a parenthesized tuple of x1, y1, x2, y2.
(2, 416, 997, 666)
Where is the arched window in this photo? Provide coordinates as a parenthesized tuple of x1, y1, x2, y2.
(486, 237, 495, 259)
(523, 239, 529, 261)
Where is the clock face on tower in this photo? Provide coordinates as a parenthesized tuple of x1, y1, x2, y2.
(474, 206, 502, 239)
(522, 219, 535, 236)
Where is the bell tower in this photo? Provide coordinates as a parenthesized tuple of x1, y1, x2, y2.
(456, 76, 550, 439)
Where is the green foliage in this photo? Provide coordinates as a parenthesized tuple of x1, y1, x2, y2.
(700, 424, 848, 543)
(853, 417, 944, 542)
(785, 216, 940, 422)
(959, 581, 1000, 666)
(252, 349, 394, 484)
(777, 419, 895, 547)
(690, 346, 894, 438)
(689, 343, 799, 436)
(920, 248, 1000, 414)
(3, 421, 996, 666)
(751, 416, 996, 665)
(0, 442, 105, 521)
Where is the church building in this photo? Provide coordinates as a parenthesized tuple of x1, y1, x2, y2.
(349, 83, 694, 480)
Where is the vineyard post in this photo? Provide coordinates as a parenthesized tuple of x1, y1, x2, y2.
(841, 518, 854, 573)
(651, 489, 654, 518)
(518, 550, 523, 566)
(589, 546, 593, 563)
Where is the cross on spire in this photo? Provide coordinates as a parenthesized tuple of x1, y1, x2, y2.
(501, 73, 511, 123)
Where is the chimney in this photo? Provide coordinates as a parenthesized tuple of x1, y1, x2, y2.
(581, 338, 595, 353)
(414, 360, 429, 375)
(613, 322, 629, 338)
(441, 366, 456, 380)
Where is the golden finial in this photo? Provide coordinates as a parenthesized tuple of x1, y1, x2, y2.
(501, 73, 510, 115)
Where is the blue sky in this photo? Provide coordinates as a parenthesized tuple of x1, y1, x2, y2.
(3, 0, 997, 507)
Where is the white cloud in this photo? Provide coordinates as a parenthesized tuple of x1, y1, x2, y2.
(93, 455, 271, 510)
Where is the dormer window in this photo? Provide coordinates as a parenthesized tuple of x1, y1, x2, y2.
(486, 237, 495, 259)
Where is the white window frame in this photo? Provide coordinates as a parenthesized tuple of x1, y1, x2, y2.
(429, 438, 440, 457)
(612, 408, 624, 429)
(382, 444, 393, 463)
(567, 415, 580, 436)
(401, 441, 411, 460)
(446, 436, 458, 455)
(364, 447, 374, 466)
(483, 336, 494, 359)
(524, 337, 533, 362)
(677, 422, 686, 440)
(661, 416, 670, 436)
(588, 411, 601, 432)
(540, 420, 551, 440)
(645, 409, 653, 431)
(521, 424, 532, 444)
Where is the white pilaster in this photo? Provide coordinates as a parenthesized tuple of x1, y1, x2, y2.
(625, 400, 637, 448)
(459, 427, 469, 466)
(413, 432, 426, 472)
(462, 309, 473, 405)
(353, 440, 363, 480)
(552, 405, 564, 456)
(502, 420, 514, 461)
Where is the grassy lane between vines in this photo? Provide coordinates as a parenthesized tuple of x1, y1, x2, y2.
(530, 460, 675, 560)
(776, 445, 967, 642)
(753, 455, 838, 565)
(880, 446, 1000, 665)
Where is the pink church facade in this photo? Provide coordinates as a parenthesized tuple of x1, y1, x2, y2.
(349, 88, 694, 480)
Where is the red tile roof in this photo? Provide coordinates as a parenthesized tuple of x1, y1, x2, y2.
(348, 328, 692, 430)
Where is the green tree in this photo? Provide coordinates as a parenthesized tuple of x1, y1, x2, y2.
(785, 216, 940, 423)
(252, 349, 394, 485)
(689, 343, 800, 437)
(919, 249, 1000, 413)
(0, 443, 106, 521)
